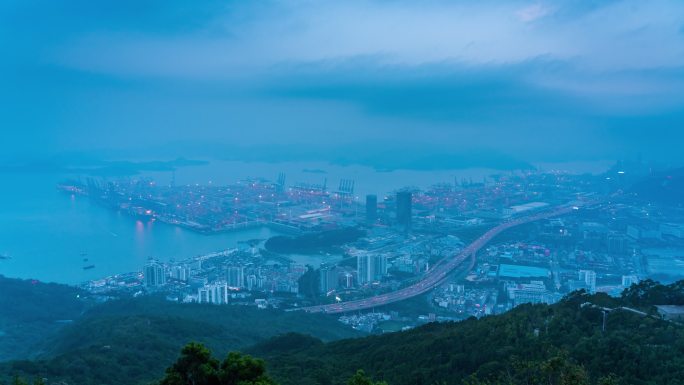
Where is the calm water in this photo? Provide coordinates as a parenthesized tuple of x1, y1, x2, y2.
(0, 160, 611, 284)
(0, 173, 279, 284)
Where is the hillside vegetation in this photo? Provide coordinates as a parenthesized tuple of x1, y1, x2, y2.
(0, 292, 360, 385)
(250, 280, 684, 385)
(3, 280, 684, 385)
(0, 276, 90, 361)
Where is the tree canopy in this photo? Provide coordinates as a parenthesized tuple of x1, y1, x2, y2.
(159, 343, 275, 385)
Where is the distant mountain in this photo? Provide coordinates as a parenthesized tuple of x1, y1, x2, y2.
(630, 167, 684, 206)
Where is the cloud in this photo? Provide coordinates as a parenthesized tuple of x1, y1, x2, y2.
(516, 3, 553, 23)
(51, 0, 684, 76)
(2, 0, 684, 162)
(46, 0, 684, 116)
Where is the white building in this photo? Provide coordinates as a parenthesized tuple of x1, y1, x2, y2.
(502, 202, 549, 217)
(198, 282, 229, 305)
(621, 275, 639, 288)
(357, 254, 388, 285)
(579, 270, 597, 293)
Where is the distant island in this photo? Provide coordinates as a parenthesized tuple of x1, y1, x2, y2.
(302, 168, 327, 174)
(219, 144, 534, 172)
(0, 156, 208, 177)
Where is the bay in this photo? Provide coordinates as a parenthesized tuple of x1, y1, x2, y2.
(0, 160, 610, 285)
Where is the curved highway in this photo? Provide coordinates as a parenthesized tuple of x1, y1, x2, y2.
(301, 204, 579, 314)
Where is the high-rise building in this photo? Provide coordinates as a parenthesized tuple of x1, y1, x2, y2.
(365, 194, 377, 224)
(396, 191, 412, 228)
(227, 266, 244, 288)
(319, 265, 339, 293)
(144, 260, 166, 288)
(246, 274, 258, 291)
(343, 273, 353, 288)
(198, 282, 228, 305)
(357, 254, 371, 285)
(608, 233, 628, 254)
(198, 287, 212, 303)
(579, 270, 597, 293)
(372, 255, 387, 281)
(357, 254, 387, 285)
(211, 282, 228, 304)
(170, 265, 190, 282)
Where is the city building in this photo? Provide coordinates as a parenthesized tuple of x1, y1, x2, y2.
(357, 253, 388, 285)
(372, 255, 388, 281)
(357, 254, 371, 285)
(343, 273, 353, 288)
(320, 265, 339, 294)
(502, 202, 549, 217)
(227, 266, 245, 288)
(579, 270, 597, 293)
(396, 191, 412, 228)
(656, 305, 684, 321)
(144, 260, 166, 288)
(622, 275, 639, 288)
(394, 255, 415, 273)
(366, 194, 378, 224)
(506, 281, 550, 306)
(608, 233, 629, 254)
(246, 274, 258, 291)
(198, 282, 229, 305)
(170, 265, 190, 282)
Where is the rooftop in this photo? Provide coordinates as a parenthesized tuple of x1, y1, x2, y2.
(498, 264, 550, 279)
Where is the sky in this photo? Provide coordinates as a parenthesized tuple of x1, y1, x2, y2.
(1, 0, 684, 166)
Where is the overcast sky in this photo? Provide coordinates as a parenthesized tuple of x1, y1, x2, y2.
(2, 0, 683, 164)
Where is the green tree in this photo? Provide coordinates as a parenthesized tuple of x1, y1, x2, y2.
(596, 374, 619, 385)
(160, 343, 276, 385)
(160, 342, 220, 385)
(539, 355, 589, 385)
(218, 352, 275, 385)
(347, 370, 388, 385)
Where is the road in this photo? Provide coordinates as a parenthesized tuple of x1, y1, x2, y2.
(300, 204, 579, 314)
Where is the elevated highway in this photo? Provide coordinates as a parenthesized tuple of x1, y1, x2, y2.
(300, 204, 580, 314)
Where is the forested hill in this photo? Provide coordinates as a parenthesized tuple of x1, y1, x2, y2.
(250, 280, 684, 385)
(4, 280, 684, 385)
(0, 281, 360, 385)
(0, 276, 90, 361)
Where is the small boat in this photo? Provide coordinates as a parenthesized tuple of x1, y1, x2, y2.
(83, 265, 96, 270)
